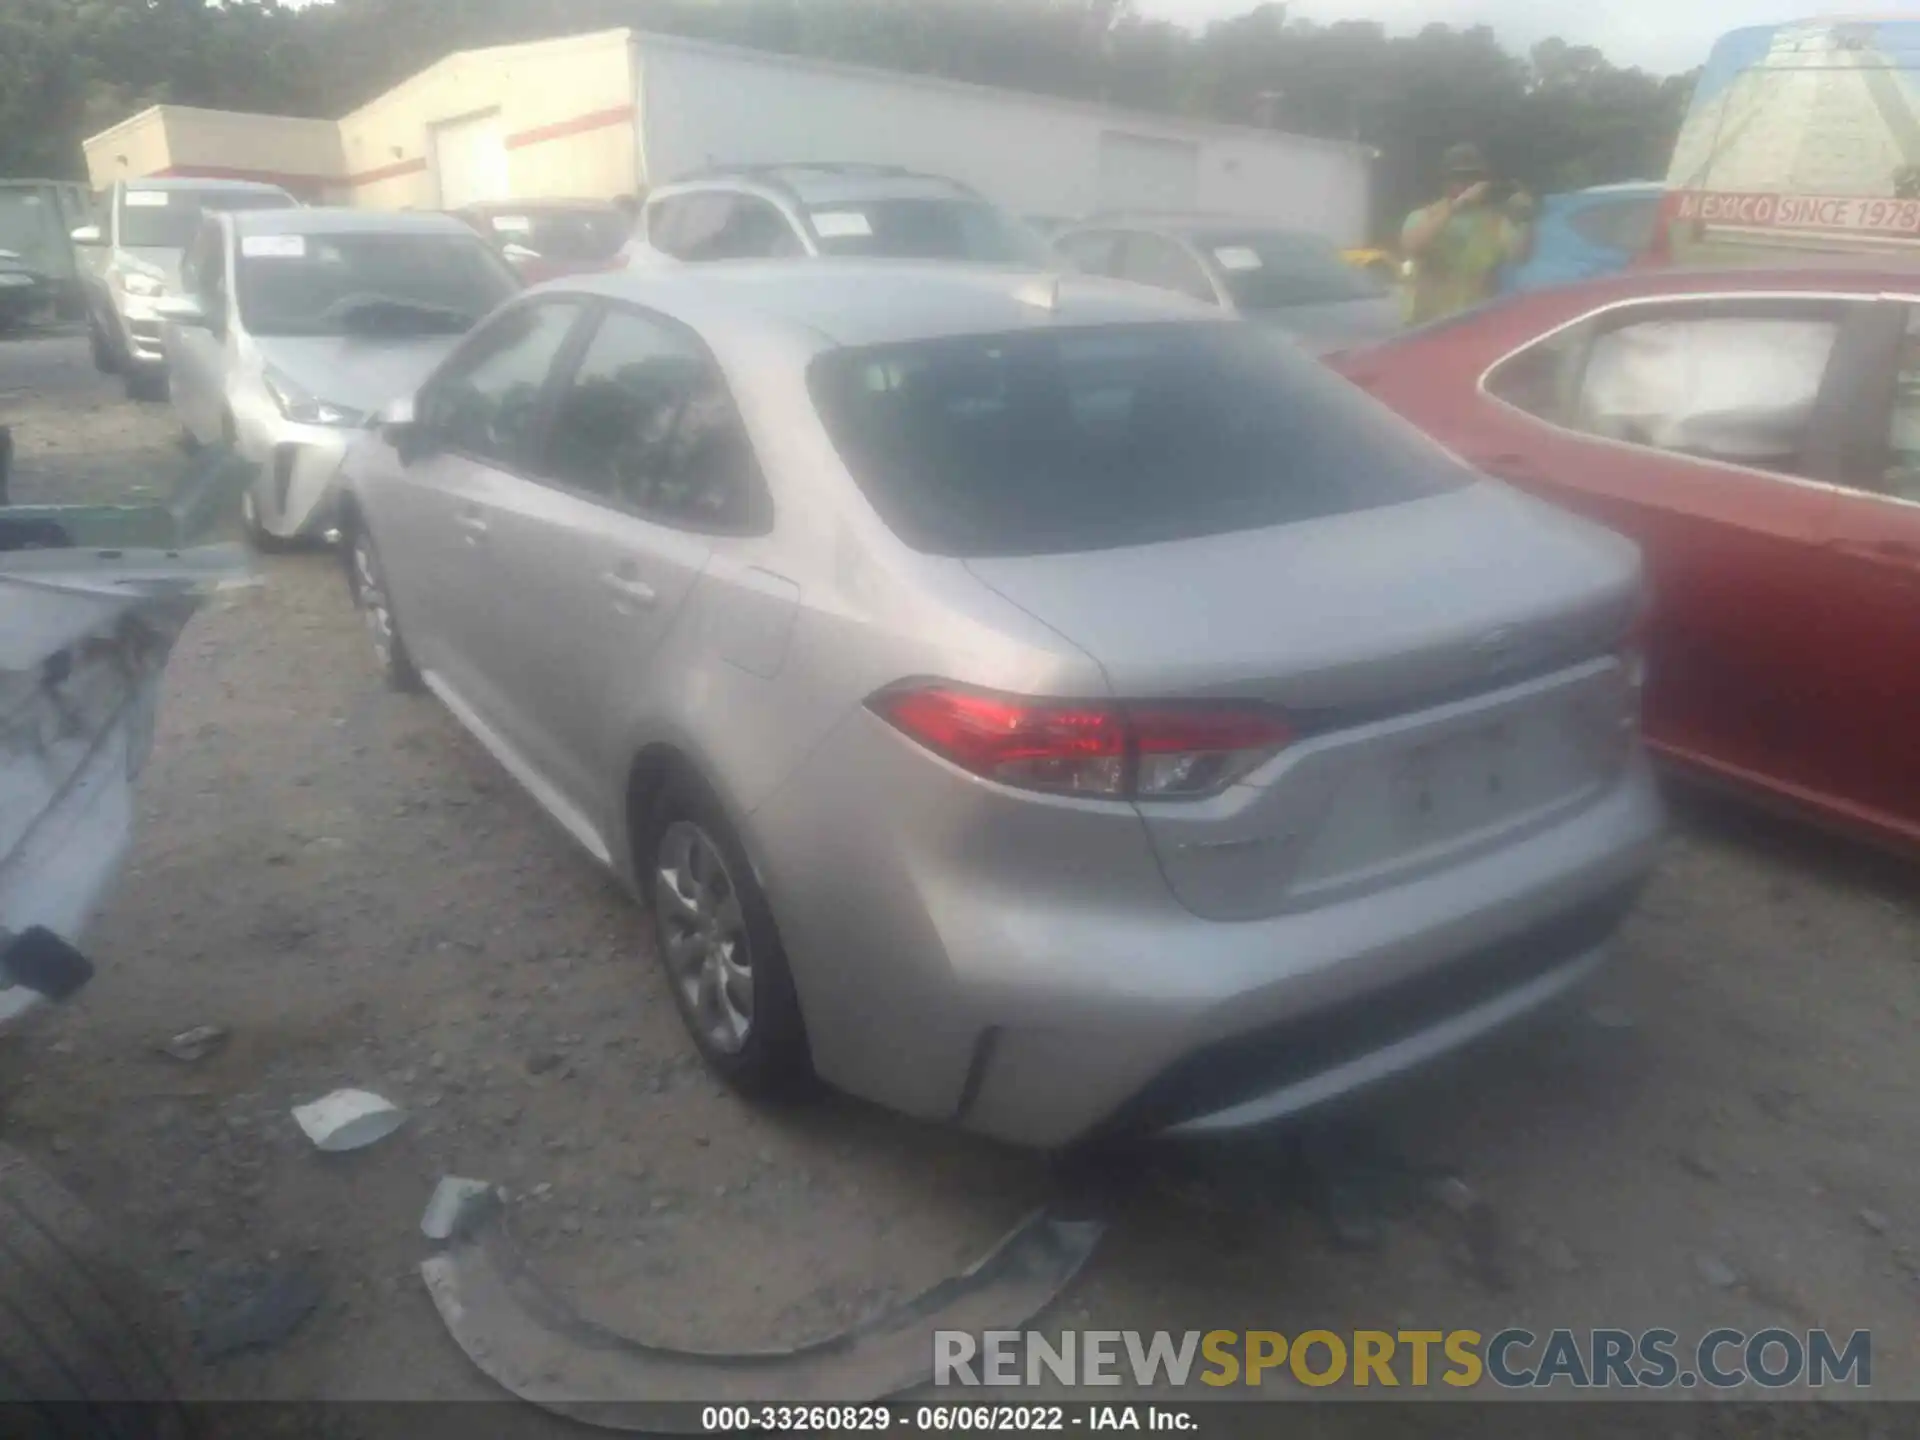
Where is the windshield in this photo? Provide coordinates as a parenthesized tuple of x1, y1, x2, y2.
(809, 322, 1464, 558)
(0, 189, 66, 272)
(1195, 230, 1387, 309)
(483, 208, 628, 262)
(119, 188, 294, 250)
(805, 198, 1048, 264)
(236, 231, 519, 337)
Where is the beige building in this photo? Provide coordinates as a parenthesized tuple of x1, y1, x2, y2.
(80, 26, 1373, 242)
(82, 28, 639, 209)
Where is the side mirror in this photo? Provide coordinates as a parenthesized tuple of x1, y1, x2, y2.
(375, 394, 425, 462)
(153, 294, 210, 328)
(70, 224, 103, 247)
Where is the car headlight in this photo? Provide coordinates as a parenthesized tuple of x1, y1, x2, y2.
(263, 367, 363, 427)
(118, 270, 166, 298)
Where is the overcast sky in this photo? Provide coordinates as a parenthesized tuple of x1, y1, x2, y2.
(1130, 0, 1828, 76)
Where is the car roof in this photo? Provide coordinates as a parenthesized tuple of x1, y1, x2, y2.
(229, 206, 474, 238)
(123, 177, 293, 195)
(550, 260, 1222, 349)
(658, 164, 976, 208)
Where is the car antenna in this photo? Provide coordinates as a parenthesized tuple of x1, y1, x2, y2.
(1014, 273, 1061, 312)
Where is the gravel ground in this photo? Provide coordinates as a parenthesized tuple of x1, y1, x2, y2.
(3, 331, 1917, 1417)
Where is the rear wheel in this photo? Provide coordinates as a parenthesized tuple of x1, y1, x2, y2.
(347, 523, 421, 692)
(648, 780, 810, 1096)
(0, 1146, 191, 1439)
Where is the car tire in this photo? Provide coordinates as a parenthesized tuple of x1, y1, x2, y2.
(87, 321, 118, 375)
(346, 523, 421, 692)
(648, 778, 811, 1098)
(123, 366, 166, 404)
(0, 1145, 192, 1439)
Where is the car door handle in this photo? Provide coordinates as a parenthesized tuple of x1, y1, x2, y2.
(600, 573, 658, 608)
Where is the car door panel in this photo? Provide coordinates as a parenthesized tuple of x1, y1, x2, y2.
(1459, 299, 1857, 804)
(382, 299, 589, 734)
(1787, 300, 1920, 844)
(472, 302, 772, 827)
(477, 482, 713, 821)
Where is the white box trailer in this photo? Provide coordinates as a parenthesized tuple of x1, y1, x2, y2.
(628, 31, 1375, 245)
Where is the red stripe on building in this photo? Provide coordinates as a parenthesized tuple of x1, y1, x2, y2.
(346, 156, 431, 187)
(505, 105, 635, 150)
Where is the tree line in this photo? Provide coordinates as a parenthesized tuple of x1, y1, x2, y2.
(0, 0, 1697, 238)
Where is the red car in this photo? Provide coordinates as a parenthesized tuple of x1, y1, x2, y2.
(1331, 262, 1920, 853)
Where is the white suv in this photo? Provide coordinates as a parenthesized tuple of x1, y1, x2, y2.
(625, 164, 1048, 268)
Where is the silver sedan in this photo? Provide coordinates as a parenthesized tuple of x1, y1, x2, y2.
(338, 262, 1662, 1148)
(157, 208, 519, 548)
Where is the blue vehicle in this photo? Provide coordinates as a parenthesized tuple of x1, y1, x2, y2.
(1502, 182, 1663, 293)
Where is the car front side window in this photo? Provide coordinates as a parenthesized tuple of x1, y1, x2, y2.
(417, 300, 581, 471)
(1056, 231, 1122, 277)
(1117, 233, 1218, 305)
(541, 306, 765, 531)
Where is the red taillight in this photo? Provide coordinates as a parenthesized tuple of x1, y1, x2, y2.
(869, 685, 1292, 800)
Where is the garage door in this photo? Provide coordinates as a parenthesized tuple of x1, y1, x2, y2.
(1096, 132, 1200, 213)
(433, 111, 509, 210)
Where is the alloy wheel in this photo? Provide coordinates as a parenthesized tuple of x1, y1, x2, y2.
(655, 820, 754, 1054)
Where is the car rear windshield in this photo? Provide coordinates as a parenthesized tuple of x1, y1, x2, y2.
(483, 208, 628, 262)
(120, 189, 293, 249)
(809, 322, 1467, 557)
(237, 232, 518, 337)
(1196, 229, 1387, 309)
(805, 199, 1046, 265)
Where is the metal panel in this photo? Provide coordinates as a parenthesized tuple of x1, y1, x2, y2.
(1095, 131, 1200, 214)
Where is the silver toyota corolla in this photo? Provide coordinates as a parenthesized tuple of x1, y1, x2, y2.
(157, 208, 520, 547)
(339, 262, 1662, 1148)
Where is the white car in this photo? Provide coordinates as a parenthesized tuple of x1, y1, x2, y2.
(157, 207, 520, 547)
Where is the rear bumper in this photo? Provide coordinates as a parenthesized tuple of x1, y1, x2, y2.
(751, 703, 1664, 1149)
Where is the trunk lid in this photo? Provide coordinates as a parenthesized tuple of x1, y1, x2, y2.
(964, 482, 1640, 716)
(964, 482, 1646, 919)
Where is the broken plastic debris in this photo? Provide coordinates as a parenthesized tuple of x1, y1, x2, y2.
(422, 1205, 1104, 1431)
(421, 1176, 500, 1241)
(291, 1089, 405, 1152)
(161, 1025, 228, 1063)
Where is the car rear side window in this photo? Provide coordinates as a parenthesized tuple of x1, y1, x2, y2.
(542, 307, 765, 532)
(809, 322, 1468, 558)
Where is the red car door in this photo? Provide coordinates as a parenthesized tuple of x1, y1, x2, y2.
(1793, 299, 1920, 847)
(1372, 294, 1866, 812)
